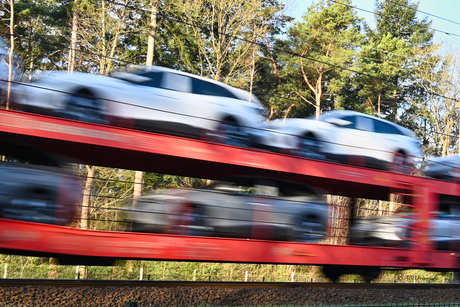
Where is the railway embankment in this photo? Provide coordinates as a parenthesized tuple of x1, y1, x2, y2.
(2, 281, 460, 306)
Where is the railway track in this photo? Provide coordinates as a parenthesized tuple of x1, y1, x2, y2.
(0, 279, 459, 289)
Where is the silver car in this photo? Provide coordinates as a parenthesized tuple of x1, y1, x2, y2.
(130, 179, 328, 242)
(255, 110, 422, 172)
(20, 65, 268, 147)
(350, 212, 460, 251)
(0, 140, 81, 225)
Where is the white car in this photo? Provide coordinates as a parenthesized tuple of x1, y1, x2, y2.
(20, 66, 267, 147)
(256, 110, 422, 172)
(425, 155, 460, 181)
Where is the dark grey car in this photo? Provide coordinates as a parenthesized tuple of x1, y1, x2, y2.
(0, 140, 80, 225)
(130, 179, 328, 242)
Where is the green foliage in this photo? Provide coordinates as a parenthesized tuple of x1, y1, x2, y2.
(363, 0, 435, 123)
(271, 0, 363, 119)
(1, 0, 73, 72)
(0, 254, 455, 283)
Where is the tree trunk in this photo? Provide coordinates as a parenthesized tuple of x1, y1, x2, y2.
(146, 0, 159, 66)
(389, 193, 400, 215)
(315, 93, 321, 120)
(248, 44, 256, 103)
(315, 74, 323, 120)
(6, 0, 14, 109)
(81, 165, 94, 230)
(132, 170, 144, 207)
(78, 165, 94, 280)
(68, 0, 78, 73)
(392, 89, 398, 123)
(100, 0, 107, 74)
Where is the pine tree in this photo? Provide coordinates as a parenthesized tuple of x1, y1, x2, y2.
(365, 0, 434, 122)
(273, 0, 362, 120)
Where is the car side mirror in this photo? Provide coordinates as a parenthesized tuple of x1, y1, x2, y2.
(325, 118, 352, 126)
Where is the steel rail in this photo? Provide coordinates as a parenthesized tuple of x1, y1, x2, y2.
(0, 279, 459, 289)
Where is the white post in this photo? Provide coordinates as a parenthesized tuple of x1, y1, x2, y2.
(3, 264, 7, 279)
(443, 277, 445, 283)
(413, 275, 416, 283)
(75, 266, 79, 279)
(140, 267, 143, 280)
(193, 270, 196, 281)
(245, 271, 248, 282)
(291, 271, 295, 282)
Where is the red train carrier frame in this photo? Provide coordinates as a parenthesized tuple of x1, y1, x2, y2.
(0, 109, 458, 276)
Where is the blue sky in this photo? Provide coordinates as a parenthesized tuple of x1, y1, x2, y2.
(280, 0, 460, 46)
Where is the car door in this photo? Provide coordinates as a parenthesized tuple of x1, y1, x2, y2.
(189, 77, 242, 131)
(129, 71, 194, 135)
(328, 115, 374, 158)
(251, 183, 277, 240)
(446, 214, 460, 250)
(372, 119, 406, 162)
(202, 183, 256, 238)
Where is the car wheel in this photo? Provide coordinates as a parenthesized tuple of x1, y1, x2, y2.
(216, 119, 248, 148)
(64, 90, 105, 124)
(390, 151, 411, 174)
(299, 134, 323, 159)
(322, 266, 343, 283)
(361, 268, 381, 283)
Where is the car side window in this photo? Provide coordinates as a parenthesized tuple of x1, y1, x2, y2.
(373, 119, 404, 135)
(356, 116, 374, 132)
(162, 73, 192, 92)
(338, 116, 357, 129)
(191, 78, 238, 99)
(134, 72, 163, 88)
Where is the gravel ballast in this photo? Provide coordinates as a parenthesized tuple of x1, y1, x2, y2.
(2, 286, 460, 306)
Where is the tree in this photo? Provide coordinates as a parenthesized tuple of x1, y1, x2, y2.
(67, 0, 78, 72)
(368, 0, 434, 122)
(74, 0, 139, 74)
(169, 0, 279, 83)
(6, 0, 15, 109)
(356, 33, 410, 117)
(145, 0, 159, 66)
(273, 0, 362, 120)
(410, 45, 460, 157)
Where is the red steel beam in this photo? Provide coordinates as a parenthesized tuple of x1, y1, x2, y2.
(0, 219, 457, 269)
(0, 109, 457, 199)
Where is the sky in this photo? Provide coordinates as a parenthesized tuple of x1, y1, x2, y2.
(280, 0, 460, 47)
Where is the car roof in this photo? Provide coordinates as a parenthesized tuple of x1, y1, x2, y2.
(208, 177, 323, 195)
(428, 155, 460, 164)
(116, 65, 261, 104)
(316, 110, 415, 137)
